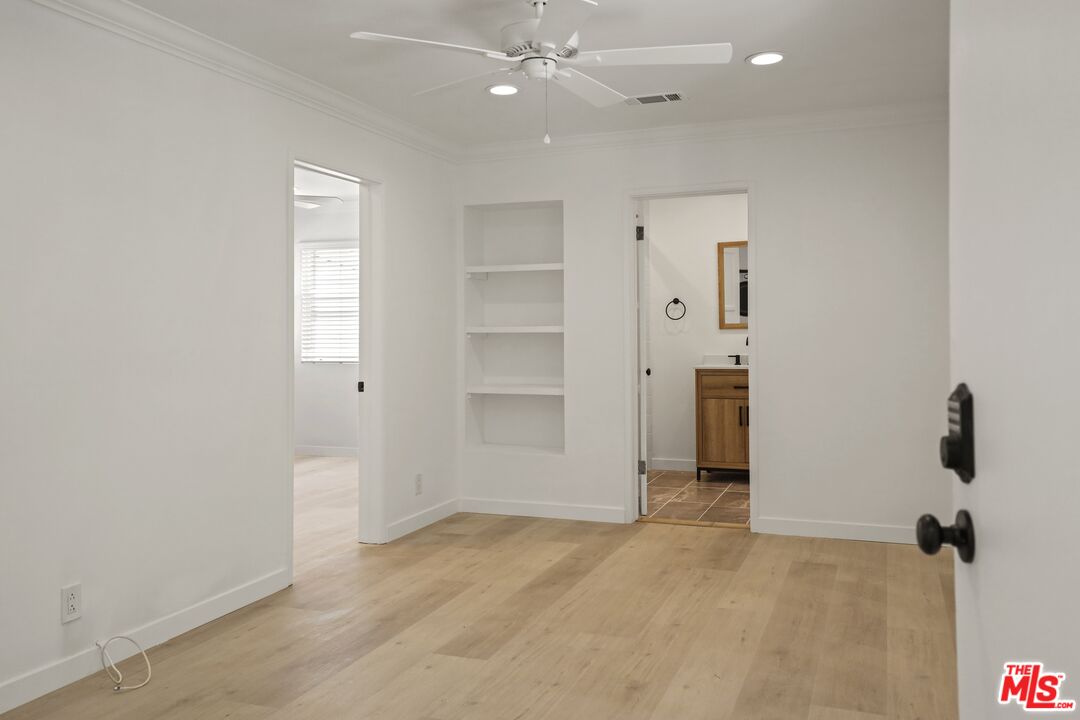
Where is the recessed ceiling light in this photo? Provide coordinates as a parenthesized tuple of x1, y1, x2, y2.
(746, 51, 784, 66)
(487, 84, 519, 96)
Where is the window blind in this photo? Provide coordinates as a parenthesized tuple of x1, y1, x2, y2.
(300, 244, 359, 363)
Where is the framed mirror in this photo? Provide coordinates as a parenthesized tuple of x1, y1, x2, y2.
(717, 241, 748, 329)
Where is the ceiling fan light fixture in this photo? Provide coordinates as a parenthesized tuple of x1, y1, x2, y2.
(349, 9, 734, 112)
(746, 51, 784, 66)
(487, 83, 519, 96)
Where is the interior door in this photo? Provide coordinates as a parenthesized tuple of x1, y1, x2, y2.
(636, 205, 650, 515)
(949, 2, 1080, 716)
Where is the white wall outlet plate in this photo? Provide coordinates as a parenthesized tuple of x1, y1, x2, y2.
(414, 473, 423, 496)
(61, 583, 82, 623)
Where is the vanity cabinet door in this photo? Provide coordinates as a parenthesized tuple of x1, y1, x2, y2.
(698, 398, 749, 466)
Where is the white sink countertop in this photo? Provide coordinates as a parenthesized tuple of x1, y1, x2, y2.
(696, 354, 749, 370)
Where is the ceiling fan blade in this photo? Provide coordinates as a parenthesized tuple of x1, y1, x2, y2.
(553, 69, 627, 107)
(535, 0, 598, 51)
(350, 31, 512, 61)
(415, 68, 517, 97)
(569, 43, 734, 67)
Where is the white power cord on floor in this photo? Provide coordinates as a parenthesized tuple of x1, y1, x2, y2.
(95, 636, 152, 693)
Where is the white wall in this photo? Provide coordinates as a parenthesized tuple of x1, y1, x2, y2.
(459, 114, 952, 539)
(0, 1, 457, 711)
(294, 204, 360, 456)
(646, 193, 748, 470)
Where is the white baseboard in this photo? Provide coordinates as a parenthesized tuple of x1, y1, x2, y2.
(0, 568, 290, 715)
(460, 497, 627, 524)
(752, 516, 915, 544)
(294, 445, 359, 457)
(386, 499, 460, 541)
(649, 457, 697, 472)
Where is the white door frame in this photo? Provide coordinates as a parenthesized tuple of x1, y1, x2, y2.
(623, 182, 757, 525)
(287, 157, 388, 580)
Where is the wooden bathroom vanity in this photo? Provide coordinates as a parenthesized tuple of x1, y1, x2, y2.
(695, 367, 749, 480)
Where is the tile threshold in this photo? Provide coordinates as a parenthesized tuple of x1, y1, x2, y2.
(637, 516, 749, 530)
(645, 470, 750, 526)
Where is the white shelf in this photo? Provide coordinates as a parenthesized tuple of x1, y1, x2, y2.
(467, 383, 565, 397)
(466, 263, 564, 275)
(464, 201, 565, 453)
(466, 325, 564, 334)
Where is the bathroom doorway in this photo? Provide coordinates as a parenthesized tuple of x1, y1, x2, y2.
(633, 191, 751, 528)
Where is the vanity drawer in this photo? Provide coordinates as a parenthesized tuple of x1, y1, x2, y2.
(697, 370, 749, 398)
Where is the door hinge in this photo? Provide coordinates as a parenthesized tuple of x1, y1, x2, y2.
(636, 225, 645, 241)
(357, 381, 365, 393)
(638, 460, 646, 475)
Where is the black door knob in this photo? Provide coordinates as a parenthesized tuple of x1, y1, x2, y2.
(916, 510, 975, 563)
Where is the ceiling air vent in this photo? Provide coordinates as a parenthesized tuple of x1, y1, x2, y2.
(625, 92, 684, 106)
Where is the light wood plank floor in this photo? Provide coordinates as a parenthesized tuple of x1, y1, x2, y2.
(2, 456, 957, 720)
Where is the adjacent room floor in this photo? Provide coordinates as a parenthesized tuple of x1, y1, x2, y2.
(644, 469, 751, 526)
(292, 454, 360, 573)
(3, 459, 957, 720)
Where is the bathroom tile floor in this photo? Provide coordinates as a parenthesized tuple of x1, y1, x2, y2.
(641, 469, 750, 528)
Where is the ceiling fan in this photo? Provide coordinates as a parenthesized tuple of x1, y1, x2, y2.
(350, 0, 732, 143)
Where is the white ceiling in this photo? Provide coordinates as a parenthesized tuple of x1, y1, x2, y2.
(131, 0, 948, 147)
(294, 166, 361, 199)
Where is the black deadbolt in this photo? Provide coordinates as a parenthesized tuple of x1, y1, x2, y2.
(940, 383, 974, 483)
(917, 510, 975, 563)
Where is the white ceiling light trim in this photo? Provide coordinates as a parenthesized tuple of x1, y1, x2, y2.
(487, 84, 519, 96)
(746, 51, 784, 66)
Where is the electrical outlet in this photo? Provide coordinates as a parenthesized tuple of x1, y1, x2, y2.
(61, 583, 81, 624)
(414, 473, 423, 496)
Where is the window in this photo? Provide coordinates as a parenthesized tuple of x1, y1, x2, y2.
(300, 243, 359, 363)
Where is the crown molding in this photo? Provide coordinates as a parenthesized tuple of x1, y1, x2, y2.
(30, 0, 459, 161)
(459, 101, 948, 164)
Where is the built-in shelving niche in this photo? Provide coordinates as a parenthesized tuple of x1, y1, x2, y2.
(464, 201, 564, 453)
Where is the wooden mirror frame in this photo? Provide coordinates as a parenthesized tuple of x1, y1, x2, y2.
(717, 241, 748, 330)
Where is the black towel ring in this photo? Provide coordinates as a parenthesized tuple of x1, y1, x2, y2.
(666, 298, 687, 320)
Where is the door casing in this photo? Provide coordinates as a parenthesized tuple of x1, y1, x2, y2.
(624, 182, 756, 523)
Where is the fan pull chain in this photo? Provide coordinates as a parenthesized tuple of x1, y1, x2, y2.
(543, 60, 551, 145)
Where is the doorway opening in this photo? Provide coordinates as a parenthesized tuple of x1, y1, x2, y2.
(290, 160, 379, 575)
(633, 190, 752, 528)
